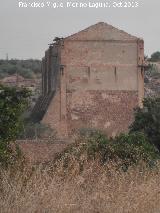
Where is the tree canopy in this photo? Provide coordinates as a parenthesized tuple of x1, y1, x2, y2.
(130, 98, 160, 151)
(0, 59, 41, 79)
(0, 84, 31, 166)
(150, 51, 160, 62)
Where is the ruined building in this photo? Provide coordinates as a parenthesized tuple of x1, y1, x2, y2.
(33, 22, 145, 138)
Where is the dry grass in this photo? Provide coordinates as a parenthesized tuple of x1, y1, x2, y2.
(0, 161, 160, 213)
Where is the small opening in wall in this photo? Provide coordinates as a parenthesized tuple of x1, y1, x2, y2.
(114, 67, 117, 82)
(60, 67, 64, 75)
(88, 67, 90, 78)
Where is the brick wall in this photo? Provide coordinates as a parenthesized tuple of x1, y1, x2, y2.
(67, 90, 138, 137)
(41, 23, 144, 138)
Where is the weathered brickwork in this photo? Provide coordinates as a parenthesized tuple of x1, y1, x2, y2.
(37, 22, 145, 138)
(66, 91, 138, 137)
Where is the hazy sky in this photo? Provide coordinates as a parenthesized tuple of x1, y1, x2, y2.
(0, 0, 159, 59)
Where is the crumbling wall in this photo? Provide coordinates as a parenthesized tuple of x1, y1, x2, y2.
(67, 90, 138, 136)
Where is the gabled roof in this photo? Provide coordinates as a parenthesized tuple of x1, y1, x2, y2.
(65, 22, 139, 41)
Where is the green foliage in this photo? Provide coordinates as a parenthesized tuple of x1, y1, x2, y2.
(0, 59, 41, 79)
(78, 128, 109, 159)
(55, 130, 159, 172)
(130, 98, 160, 151)
(146, 64, 159, 77)
(149, 51, 160, 62)
(78, 128, 108, 143)
(0, 84, 30, 166)
(85, 132, 159, 166)
(18, 68, 34, 79)
(110, 133, 159, 166)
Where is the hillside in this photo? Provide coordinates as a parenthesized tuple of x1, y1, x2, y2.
(0, 59, 41, 79)
(0, 60, 42, 108)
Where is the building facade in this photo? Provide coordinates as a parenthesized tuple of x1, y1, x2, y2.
(34, 22, 145, 138)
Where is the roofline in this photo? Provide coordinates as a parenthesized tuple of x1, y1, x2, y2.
(63, 39, 143, 42)
(64, 22, 140, 41)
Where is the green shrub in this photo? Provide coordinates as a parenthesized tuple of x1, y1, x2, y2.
(54, 130, 159, 172)
(0, 85, 30, 167)
(130, 97, 160, 151)
(108, 132, 159, 167)
(85, 132, 159, 166)
(82, 129, 109, 160)
(78, 128, 109, 145)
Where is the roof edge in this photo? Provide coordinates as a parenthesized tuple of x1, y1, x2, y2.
(64, 22, 140, 41)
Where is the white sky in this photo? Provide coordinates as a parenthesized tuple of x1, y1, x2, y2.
(0, 0, 159, 59)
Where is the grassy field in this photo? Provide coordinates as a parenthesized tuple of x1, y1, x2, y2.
(1, 132, 160, 213)
(0, 160, 160, 213)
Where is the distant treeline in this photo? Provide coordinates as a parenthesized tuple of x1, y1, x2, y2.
(0, 59, 41, 79)
(147, 51, 160, 62)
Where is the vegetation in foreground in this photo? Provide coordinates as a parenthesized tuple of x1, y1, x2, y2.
(0, 85, 160, 212)
(0, 127, 160, 212)
(130, 97, 160, 151)
(0, 85, 30, 167)
(53, 130, 159, 176)
(0, 158, 160, 212)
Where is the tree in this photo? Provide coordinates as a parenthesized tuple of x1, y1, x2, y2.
(0, 59, 41, 79)
(150, 51, 160, 62)
(0, 84, 30, 166)
(130, 98, 160, 151)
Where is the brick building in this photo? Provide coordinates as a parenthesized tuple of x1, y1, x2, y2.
(34, 22, 145, 138)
